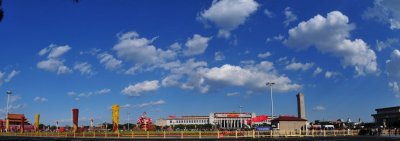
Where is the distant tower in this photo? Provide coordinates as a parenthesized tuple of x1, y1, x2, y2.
(296, 93, 306, 119)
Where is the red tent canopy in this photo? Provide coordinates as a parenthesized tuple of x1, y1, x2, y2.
(252, 115, 268, 122)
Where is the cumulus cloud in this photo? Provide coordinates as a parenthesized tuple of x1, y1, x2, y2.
(183, 34, 212, 56)
(0, 104, 27, 117)
(376, 38, 399, 52)
(73, 62, 94, 75)
(226, 92, 240, 96)
(363, 0, 400, 30)
(202, 62, 301, 92)
(122, 80, 160, 96)
(387, 49, 400, 97)
(285, 61, 314, 71)
(214, 51, 226, 61)
(161, 59, 300, 93)
(67, 88, 111, 100)
(37, 44, 72, 74)
(137, 100, 166, 108)
(160, 59, 209, 93)
(325, 71, 340, 79)
(4, 70, 20, 82)
(170, 42, 182, 51)
(284, 11, 378, 76)
(118, 100, 166, 110)
(96, 88, 111, 94)
(283, 7, 298, 26)
(33, 97, 48, 102)
(198, 0, 259, 38)
(97, 52, 122, 70)
(266, 34, 284, 43)
(0, 70, 20, 85)
(313, 67, 323, 76)
(257, 52, 272, 59)
(0, 72, 3, 86)
(113, 31, 176, 68)
(264, 8, 274, 18)
(313, 106, 326, 111)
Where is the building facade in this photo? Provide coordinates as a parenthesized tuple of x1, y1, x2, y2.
(156, 112, 259, 129)
(372, 106, 400, 127)
(296, 93, 306, 119)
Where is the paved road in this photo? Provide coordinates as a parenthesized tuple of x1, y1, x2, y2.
(0, 136, 400, 141)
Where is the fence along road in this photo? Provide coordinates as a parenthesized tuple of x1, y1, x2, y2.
(0, 129, 359, 139)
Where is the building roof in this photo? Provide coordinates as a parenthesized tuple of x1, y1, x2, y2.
(271, 116, 307, 122)
(375, 106, 400, 111)
(7, 114, 26, 120)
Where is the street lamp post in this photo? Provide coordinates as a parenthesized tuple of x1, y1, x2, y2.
(6, 91, 12, 116)
(5, 91, 12, 132)
(239, 106, 244, 129)
(127, 112, 130, 131)
(266, 82, 275, 118)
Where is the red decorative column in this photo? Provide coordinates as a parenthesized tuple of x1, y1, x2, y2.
(20, 115, 25, 133)
(72, 108, 79, 133)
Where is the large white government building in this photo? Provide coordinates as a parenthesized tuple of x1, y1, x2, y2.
(156, 112, 267, 129)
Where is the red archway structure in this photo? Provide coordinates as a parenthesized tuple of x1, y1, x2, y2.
(7, 114, 28, 133)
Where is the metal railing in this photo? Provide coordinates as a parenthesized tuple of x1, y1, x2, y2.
(0, 129, 359, 139)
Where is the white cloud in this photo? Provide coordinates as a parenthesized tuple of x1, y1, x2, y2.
(118, 100, 166, 110)
(122, 80, 160, 96)
(283, 7, 298, 26)
(0, 104, 26, 117)
(67, 88, 111, 100)
(226, 92, 240, 96)
(37, 44, 72, 74)
(0, 70, 20, 85)
(39, 44, 71, 59)
(160, 59, 299, 94)
(4, 70, 19, 82)
(120, 104, 132, 109)
(387, 49, 400, 97)
(0, 72, 3, 86)
(183, 34, 212, 56)
(96, 88, 111, 94)
(387, 50, 400, 80)
(257, 52, 271, 58)
(264, 8, 274, 18)
(198, 0, 259, 38)
(113, 31, 176, 67)
(170, 42, 182, 51)
(313, 67, 323, 76)
(214, 51, 226, 61)
(376, 38, 399, 52)
(67, 91, 76, 96)
(97, 52, 122, 70)
(9, 95, 21, 103)
(363, 0, 400, 30)
(389, 82, 400, 98)
(313, 106, 326, 111)
(37, 59, 72, 74)
(73, 62, 94, 75)
(137, 100, 165, 108)
(284, 11, 378, 76)
(33, 97, 48, 102)
(325, 71, 340, 79)
(285, 61, 314, 71)
(203, 62, 301, 92)
(266, 34, 284, 43)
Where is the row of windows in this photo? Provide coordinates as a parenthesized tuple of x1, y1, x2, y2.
(170, 119, 209, 124)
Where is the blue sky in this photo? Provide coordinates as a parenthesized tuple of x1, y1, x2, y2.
(0, 0, 400, 125)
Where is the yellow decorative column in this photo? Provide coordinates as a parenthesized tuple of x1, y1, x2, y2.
(35, 114, 40, 131)
(5, 119, 9, 132)
(112, 104, 119, 133)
